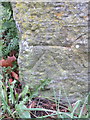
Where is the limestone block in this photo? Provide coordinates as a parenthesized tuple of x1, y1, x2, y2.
(12, 2, 88, 102)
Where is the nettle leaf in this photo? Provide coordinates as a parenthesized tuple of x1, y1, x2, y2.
(15, 104, 31, 118)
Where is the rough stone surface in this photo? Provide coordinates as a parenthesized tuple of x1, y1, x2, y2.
(12, 2, 88, 102)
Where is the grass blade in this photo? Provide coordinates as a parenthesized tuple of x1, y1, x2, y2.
(79, 95, 88, 118)
(23, 108, 72, 118)
(71, 100, 81, 118)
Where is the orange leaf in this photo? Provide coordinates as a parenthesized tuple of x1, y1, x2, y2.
(11, 71, 19, 80)
(0, 55, 16, 67)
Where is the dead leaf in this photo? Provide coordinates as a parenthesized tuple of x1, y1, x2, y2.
(11, 71, 19, 80)
(9, 78, 13, 84)
(0, 55, 16, 67)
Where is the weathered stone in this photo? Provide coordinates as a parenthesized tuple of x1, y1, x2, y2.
(12, 2, 88, 103)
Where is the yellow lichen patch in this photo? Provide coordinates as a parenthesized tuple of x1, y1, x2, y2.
(27, 39, 33, 42)
(16, 3, 25, 8)
(29, 15, 37, 20)
(16, 3, 28, 13)
(54, 12, 64, 18)
(22, 22, 28, 28)
(54, 19, 59, 22)
(18, 21, 22, 24)
(46, 6, 51, 10)
(23, 16, 29, 21)
(22, 33, 28, 40)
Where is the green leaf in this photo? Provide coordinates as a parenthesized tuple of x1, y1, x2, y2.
(16, 104, 31, 118)
(0, 75, 3, 80)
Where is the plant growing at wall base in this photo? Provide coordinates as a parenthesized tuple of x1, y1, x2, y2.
(1, 2, 19, 58)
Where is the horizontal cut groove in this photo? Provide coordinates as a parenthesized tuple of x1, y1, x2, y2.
(28, 45, 72, 48)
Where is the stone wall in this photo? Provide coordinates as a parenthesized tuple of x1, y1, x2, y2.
(12, 2, 88, 102)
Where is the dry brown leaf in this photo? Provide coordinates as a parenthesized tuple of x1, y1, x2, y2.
(0, 55, 16, 67)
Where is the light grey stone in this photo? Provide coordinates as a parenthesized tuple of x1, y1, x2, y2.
(12, 2, 88, 103)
